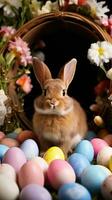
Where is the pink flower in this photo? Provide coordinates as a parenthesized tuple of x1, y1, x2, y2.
(0, 26, 16, 38)
(8, 37, 32, 66)
(101, 15, 112, 37)
(16, 74, 33, 94)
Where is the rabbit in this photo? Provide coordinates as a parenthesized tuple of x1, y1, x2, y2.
(32, 57, 88, 156)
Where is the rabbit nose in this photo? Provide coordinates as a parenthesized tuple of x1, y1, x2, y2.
(50, 98, 59, 107)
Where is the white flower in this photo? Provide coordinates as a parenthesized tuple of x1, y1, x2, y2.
(0, 0, 22, 9)
(0, 102, 7, 126)
(0, 89, 8, 103)
(0, 89, 8, 126)
(38, 1, 58, 15)
(106, 68, 112, 80)
(87, 41, 112, 67)
(3, 5, 15, 17)
(87, 0, 109, 19)
(59, 0, 78, 7)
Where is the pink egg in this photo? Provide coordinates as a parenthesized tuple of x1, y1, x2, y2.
(47, 159, 76, 189)
(91, 138, 108, 156)
(1, 138, 19, 147)
(2, 147, 27, 173)
(32, 156, 48, 175)
(0, 132, 5, 141)
(18, 160, 44, 189)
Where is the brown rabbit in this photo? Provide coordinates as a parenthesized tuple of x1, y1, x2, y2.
(33, 57, 88, 156)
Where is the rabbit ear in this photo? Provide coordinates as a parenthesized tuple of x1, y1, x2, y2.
(33, 57, 52, 88)
(58, 58, 77, 88)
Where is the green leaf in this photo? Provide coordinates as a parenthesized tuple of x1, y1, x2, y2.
(0, 54, 6, 67)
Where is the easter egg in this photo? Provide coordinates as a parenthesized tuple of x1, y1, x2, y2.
(0, 144, 9, 160)
(0, 174, 19, 200)
(43, 146, 65, 164)
(6, 131, 19, 139)
(97, 128, 109, 139)
(32, 156, 48, 175)
(75, 140, 94, 162)
(0, 131, 5, 141)
(1, 138, 19, 147)
(19, 184, 52, 200)
(20, 139, 39, 160)
(2, 147, 27, 173)
(91, 138, 108, 156)
(97, 146, 112, 167)
(101, 175, 112, 200)
(47, 159, 76, 189)
(80, 164, 110, 194)
(103, 134, 112, 146)
(0, 163, 16, 181)
(18, 160, 44, 189)
(17, 130, 34, 143)
(68, 153, 90, 180)
(85, 130, 96, 141)
(58, 182, 92, 200)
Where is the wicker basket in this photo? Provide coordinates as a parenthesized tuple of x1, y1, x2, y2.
(4, 11, 112, 130)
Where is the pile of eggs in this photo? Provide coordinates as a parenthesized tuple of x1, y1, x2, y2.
(1, 128, 112, 200)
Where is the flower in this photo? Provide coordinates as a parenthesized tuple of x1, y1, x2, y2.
(0, 0, 22, 9)
(0, 89, 8, 126)
(16, 74, 33, 94)
(8, 37, 32, 66)
(0, 26, 16, 39)
(87, 0, 109, 19)
(101, 15, 112, 37)
(87, 41, 112, 67)
(106, 68, 112, 80)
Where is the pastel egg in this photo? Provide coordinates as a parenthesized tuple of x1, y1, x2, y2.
(19, 184, 52, 200)
(1, 138, 19, 147)
(43, 146, 65, 164)
(58, 183, 92, 200)
(108, 155, 112, 171)
(97, 129, 109, 139)
(0, 163, 16, 181)
(0, 174, 19, 200)
(32, 156, 48, 175)
(101, 175, 112, 200)
(103, 134, 112, 146)
(20, 139, 39, 160)
(97, 146, 112, 167)
(2, 147, 27, 173)
(91, 138, 108, 156)
(75, 140, 94, 162)
(17, 130, 35, 143)
(80, 164, 110, 194)
(0, 144, 9, 160)
(47, 159, 76, 189)
(85, 130, 96, 141)
(18, 160, 44, 189)
(6, 132, 19, 139)
(0, 131, 5, 141)
(68, 153, 90, 180)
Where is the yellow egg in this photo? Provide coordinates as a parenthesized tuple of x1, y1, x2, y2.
(108, 156, 112, 171)
(43, 146, 65, 164)
(94, 116, 104, 127)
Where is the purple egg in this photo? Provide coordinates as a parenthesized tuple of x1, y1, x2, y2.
(19, 184, 52, 200)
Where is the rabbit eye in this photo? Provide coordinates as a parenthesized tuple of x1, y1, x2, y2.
(43, 89, 47, 96)
(62, 89, 66, 96)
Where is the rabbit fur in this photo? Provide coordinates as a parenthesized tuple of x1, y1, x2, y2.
(32, 57, 88, 155)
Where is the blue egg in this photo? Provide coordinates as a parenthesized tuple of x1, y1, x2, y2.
(85, 131, 96, 141)
(68, 153, 90, 180)
(6, 132, 18, 139)
(20, 139, 39, 160)
(80, 165, 110, 194)
(0, 144, 9, 160)
(58, 182, 92, 200)
(75, 140, 94, 162)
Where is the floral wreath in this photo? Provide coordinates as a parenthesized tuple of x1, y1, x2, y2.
(0, 0, 112, 133)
